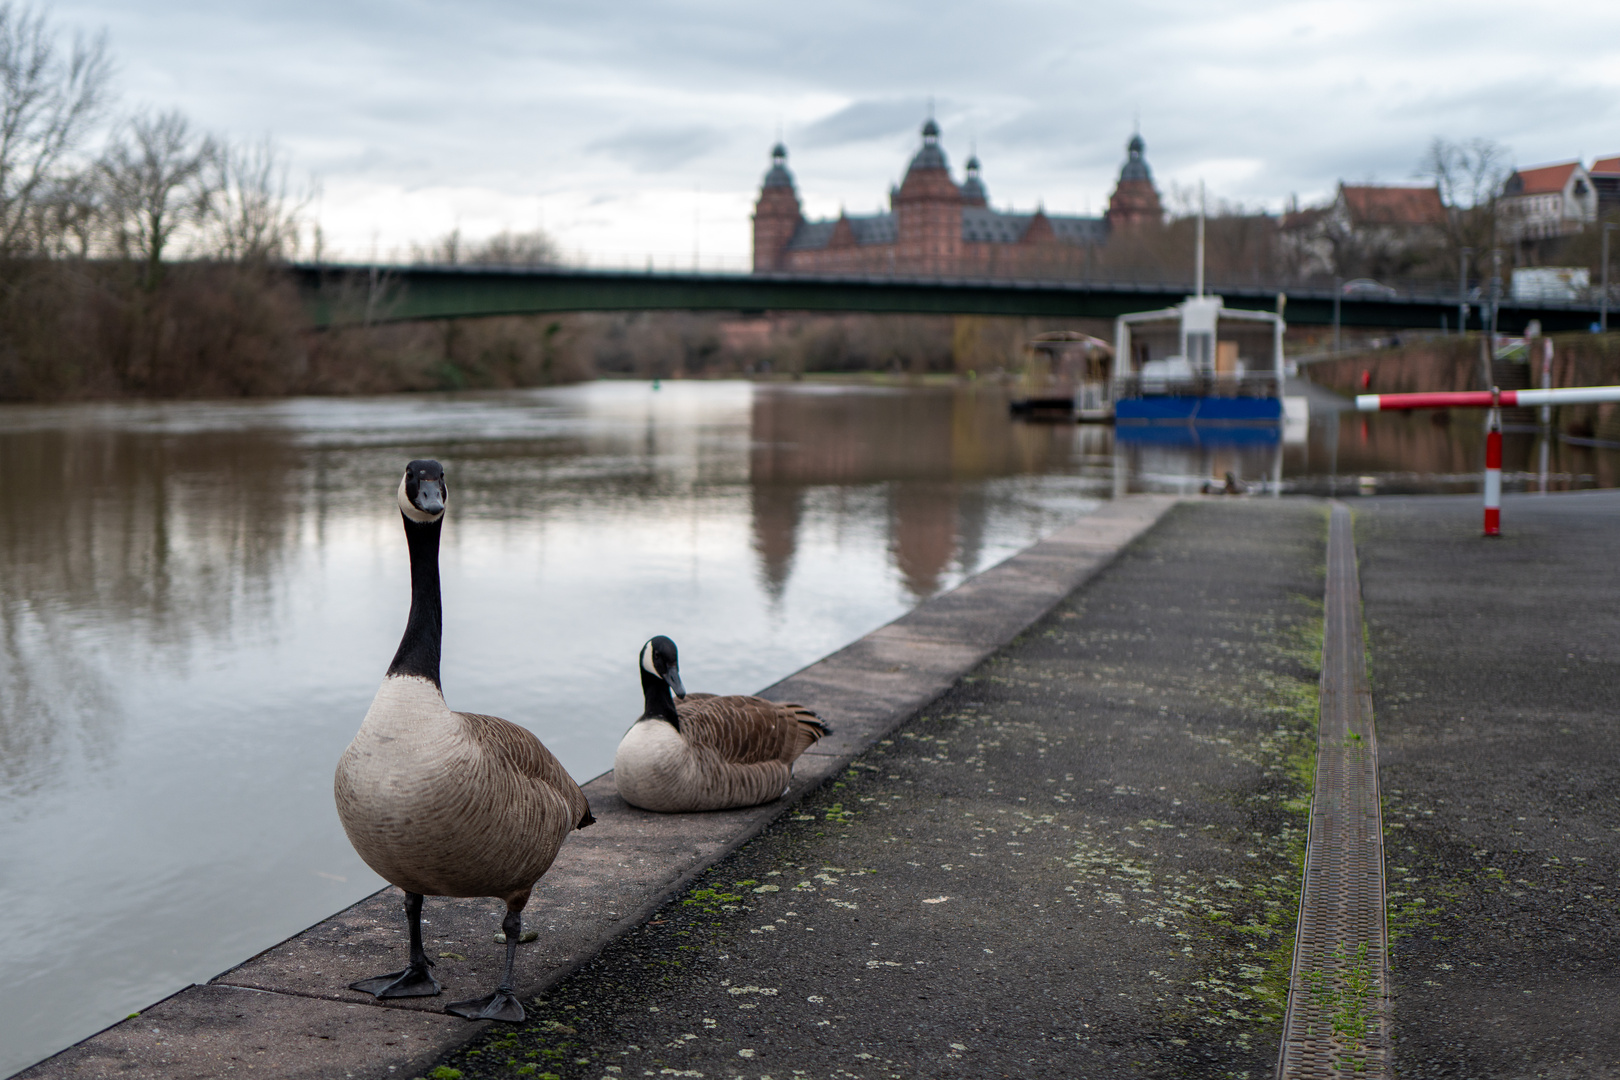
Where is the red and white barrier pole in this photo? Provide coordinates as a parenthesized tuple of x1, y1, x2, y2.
(1483, 388, 1502, 537)
(1356, 385, 1620, 411)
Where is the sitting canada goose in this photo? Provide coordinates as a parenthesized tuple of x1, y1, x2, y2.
(614, 635, 830, 812)
(334, 459, 592, 1023)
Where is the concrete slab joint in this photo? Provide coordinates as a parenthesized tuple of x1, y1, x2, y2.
(17, 496, 1179, 1080)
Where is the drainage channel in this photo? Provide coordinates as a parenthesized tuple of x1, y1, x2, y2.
(1277, 501, 1391, 1079)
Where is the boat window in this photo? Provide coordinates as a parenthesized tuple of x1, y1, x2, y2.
(1185, 332, 1213, 371)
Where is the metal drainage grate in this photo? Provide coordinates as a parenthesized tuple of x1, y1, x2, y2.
(1277, 502, 1391, 1079)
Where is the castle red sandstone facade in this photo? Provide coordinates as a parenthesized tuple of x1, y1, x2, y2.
(752, 120, 1163, 276)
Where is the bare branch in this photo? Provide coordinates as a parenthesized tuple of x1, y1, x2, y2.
(99, 109, 215, 287)
(203, 135, 309, 264)
(0, 3, 111, 255)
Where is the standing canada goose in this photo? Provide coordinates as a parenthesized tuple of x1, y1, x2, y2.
(614, 635, 830, 812)
(334, 459, 592, 1023)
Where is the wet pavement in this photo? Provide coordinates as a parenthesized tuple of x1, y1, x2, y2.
(435, 500, 1328, 1080)
(1357, 493, 1620, 1078)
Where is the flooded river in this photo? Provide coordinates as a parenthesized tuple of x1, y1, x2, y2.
(3, 378, 1618, 1075)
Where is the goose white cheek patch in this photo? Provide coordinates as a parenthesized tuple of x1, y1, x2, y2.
(641, 641, 658, 675)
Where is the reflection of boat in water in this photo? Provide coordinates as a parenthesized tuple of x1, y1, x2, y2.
(1114, 420, 1279, 446)
(1008, 331, 1114, 422)
(1113, 294, 1287, 426)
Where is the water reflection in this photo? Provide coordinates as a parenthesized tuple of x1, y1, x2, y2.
(1287, 409, 1620, 495)
(0, 381, 1107, 1078)
(747, 387, 1080, 597)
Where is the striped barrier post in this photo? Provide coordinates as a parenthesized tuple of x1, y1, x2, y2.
(1355, 386, 1620, 411)
(1355, 384, 1620, 538)
(1484, 390, 1502, 536)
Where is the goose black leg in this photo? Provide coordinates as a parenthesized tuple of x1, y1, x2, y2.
(351, 891, 441, 998)
(447, 905, 526, 1022)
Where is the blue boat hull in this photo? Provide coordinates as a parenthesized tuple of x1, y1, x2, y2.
(1114, 396, 1282, 425)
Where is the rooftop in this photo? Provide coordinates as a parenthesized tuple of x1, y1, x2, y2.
(1338, 184, 1445, 225)
(1507, 161, 1581, 196)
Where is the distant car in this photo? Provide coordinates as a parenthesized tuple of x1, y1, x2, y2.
(1340, 278, 1399, 299)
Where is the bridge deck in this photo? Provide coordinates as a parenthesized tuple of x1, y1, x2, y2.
(293, 264, 1602, 333)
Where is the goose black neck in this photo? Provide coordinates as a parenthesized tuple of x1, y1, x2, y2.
(388, 514, 443, 686)
(639, 668, 679, 726)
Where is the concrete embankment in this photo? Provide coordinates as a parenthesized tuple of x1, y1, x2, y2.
(432, 501, 1329, 1080)
(16, 497, 1176, 1080)
(1356, 493, 1620, 1077)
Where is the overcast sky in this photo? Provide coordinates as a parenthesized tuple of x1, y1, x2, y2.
(47, 0, 1620, 266)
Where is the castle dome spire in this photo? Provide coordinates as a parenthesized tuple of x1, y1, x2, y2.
(907, 116, 948, 173)
(960, 153, 987, 205)
(763, 141, 795, 189)
(1120, 132, 1152, 182)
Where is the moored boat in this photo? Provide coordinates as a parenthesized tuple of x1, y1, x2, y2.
(1112, 294, 1286, 426)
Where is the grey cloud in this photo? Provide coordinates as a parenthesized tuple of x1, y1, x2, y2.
(45, 0, 1620, 248)
(586, 125, 726, 173)
(799, 99, 931, 148)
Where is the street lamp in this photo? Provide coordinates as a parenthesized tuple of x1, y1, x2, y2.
(1602, 224, 1617, 333)
(1333, 276, 1342, 353)
(1457, 247, 1472, 336)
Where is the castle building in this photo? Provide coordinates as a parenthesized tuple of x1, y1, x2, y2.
(751, 120, 1162, 276)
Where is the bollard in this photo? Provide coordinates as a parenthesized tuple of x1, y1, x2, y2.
(1484, 388, 1502, 537)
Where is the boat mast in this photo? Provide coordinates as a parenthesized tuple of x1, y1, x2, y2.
(1195, 180, 1205, 299)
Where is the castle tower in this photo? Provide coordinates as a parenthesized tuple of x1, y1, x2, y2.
(960, 154, 988, 207)
(752, 143, 803, 272)
(1106, 132, 1163, 230)
(892, 118, 964, 274)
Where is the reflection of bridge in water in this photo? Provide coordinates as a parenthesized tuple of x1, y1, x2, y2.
(294, 264, 1605, 334)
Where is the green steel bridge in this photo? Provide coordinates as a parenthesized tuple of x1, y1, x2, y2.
(292, 263, 1605, 335)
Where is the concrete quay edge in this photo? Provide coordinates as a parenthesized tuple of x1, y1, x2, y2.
(16, 494, 1178, 1080)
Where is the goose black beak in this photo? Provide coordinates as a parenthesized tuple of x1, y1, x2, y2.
(415, 479, 445, 515)
(665, 665, 686, 699)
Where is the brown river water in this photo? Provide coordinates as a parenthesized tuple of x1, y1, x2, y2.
(3, 378, 1618, 1076)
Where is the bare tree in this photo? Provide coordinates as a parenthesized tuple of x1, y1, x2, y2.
(464, 228, 559, 267)
(1418, 136, 1513, 258)
(412, 228, 463, 265)
(1421, 137, 1512, 210)
(16, 164, 98, 256)
(412, 227, 560, 267)
(203, 135, 308, 264)
(99, 110, 216, 287)
(0, 3, 111, 256)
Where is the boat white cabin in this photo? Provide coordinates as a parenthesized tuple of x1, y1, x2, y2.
(1113, 296, 1286, 424)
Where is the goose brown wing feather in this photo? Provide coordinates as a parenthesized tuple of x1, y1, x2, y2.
(674, 695, 827, 766)
(457, 712, 595, 829)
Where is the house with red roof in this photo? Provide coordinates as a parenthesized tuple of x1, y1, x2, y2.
(1280, 183, 1447, 279)
(1501, 160, 1596, 240)
(1589, 155, 1620, 218)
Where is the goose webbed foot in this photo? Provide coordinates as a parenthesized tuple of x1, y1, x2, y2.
(447, 988, 525, 1022)
(352, 891, 441, 998)
(350, 959, 440, 998)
